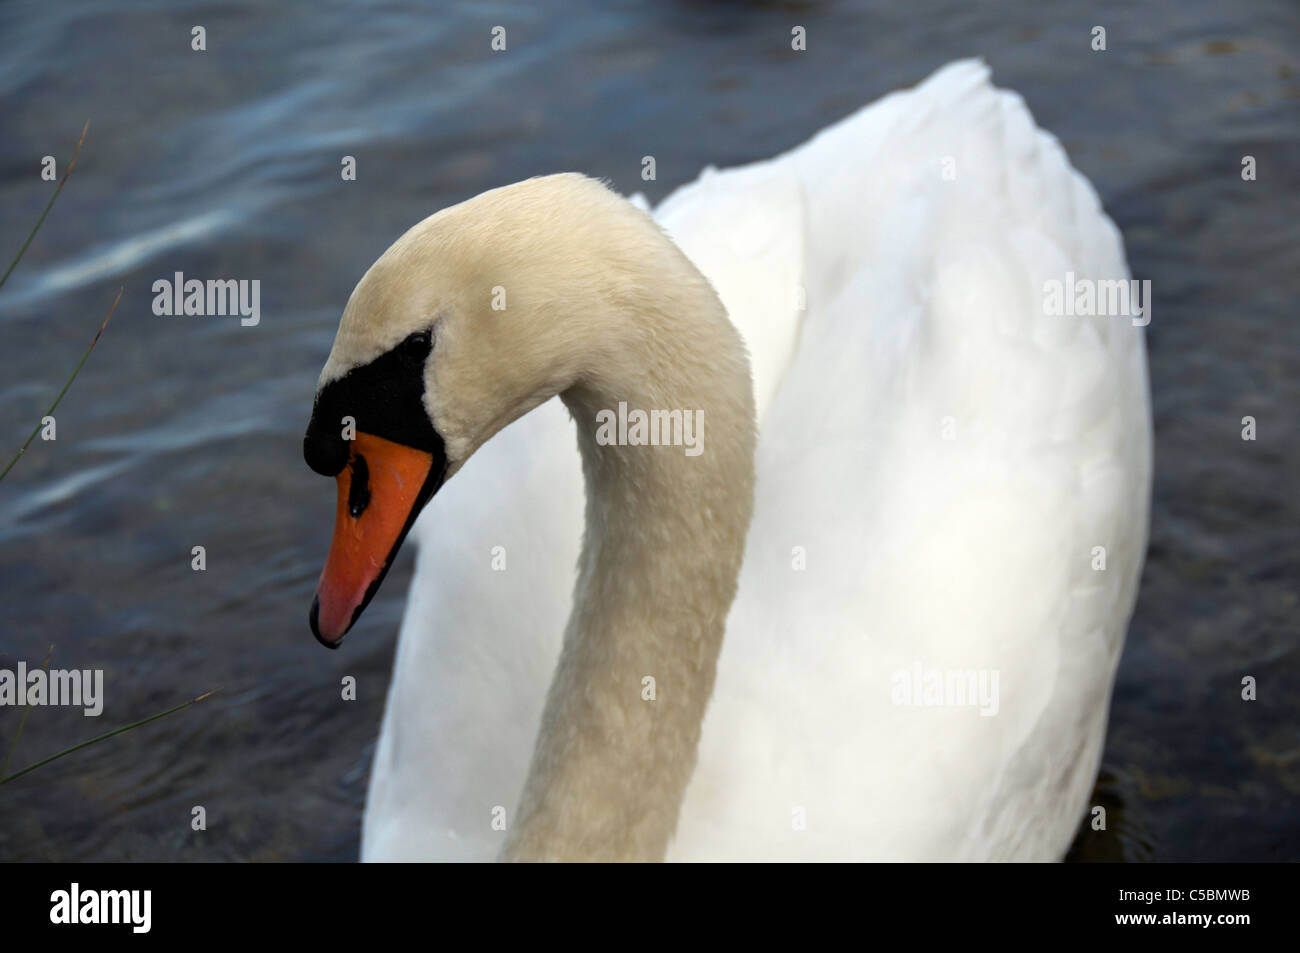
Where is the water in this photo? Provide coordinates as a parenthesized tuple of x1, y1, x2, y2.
(0, 0, 1296, 861)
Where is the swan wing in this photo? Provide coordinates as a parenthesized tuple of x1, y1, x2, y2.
(673, 59, 1152, 861)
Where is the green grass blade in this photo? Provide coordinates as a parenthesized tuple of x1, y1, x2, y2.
(0, 120, 89, 291)
(0, 689, 217, 786)
(0, 285, 122, 483)
(0, 644, 53, 778)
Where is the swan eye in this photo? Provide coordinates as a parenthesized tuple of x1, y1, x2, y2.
(400, 331, 431, 358)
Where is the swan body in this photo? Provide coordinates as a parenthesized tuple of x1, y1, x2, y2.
(350, 60, 1152, 861)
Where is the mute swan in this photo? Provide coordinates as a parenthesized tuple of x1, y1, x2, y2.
(304, 60, 1152, 861)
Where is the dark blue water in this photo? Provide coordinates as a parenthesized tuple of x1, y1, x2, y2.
(0, 0, 1296, 861)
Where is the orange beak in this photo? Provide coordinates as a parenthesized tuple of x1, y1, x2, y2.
(310, 432, 437, 647)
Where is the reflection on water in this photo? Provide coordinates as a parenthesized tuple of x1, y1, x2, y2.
(1066, 770, 1157, 863)
(0, 0, 1296, 861)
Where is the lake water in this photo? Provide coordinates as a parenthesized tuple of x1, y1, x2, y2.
(1, 0, 1296, 861)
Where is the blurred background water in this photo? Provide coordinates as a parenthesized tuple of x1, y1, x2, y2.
(0, 0, 1295, 861)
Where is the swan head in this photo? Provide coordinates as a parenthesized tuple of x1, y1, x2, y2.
(303, 173, 695, 646)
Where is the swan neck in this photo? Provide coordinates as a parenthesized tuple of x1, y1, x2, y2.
(501, 291, 756, 861)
